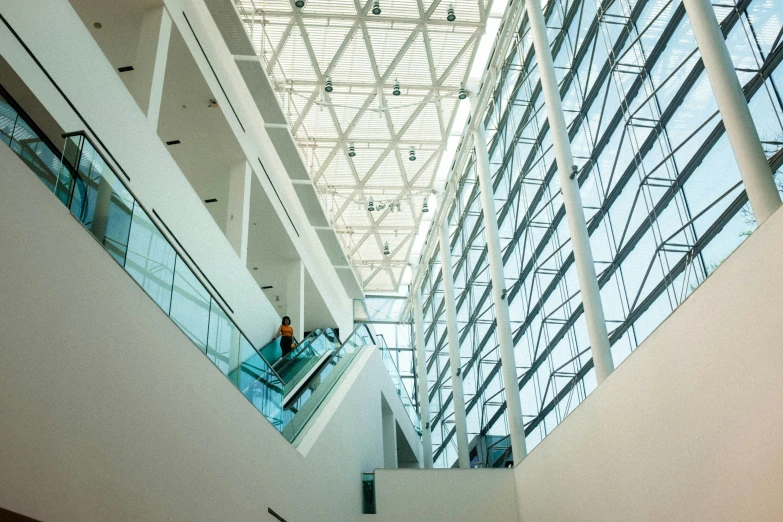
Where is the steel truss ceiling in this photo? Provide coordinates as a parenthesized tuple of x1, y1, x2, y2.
(236, 0, 491, 291)
(411, 0, 783, 467)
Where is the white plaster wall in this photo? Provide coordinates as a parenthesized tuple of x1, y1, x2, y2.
(374, 469, 520, 522)
(513, 204, 783, 521)
(0, 146, 418, 521)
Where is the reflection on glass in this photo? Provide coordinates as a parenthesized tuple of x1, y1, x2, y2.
(207, 304, 238, 375)
(170, 262, 211, 352)
(125, 204, 177, 313)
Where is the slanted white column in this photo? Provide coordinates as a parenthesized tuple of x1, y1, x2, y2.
(473, 123, 528, 463)
(129, 6, 171, 130)
(526, 0, 614, 384)
(438, 219, 471, 468)
(286, 260, 305, 340)
(91, 177, 113, 244)
(226, 162, 252, 264)
(413, 291, 434, 468)
(682, 0, 782, 223)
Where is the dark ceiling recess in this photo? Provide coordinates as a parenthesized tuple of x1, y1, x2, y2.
(204, 198, 218, 203)
(165, 140, 180, 145)
(117, 66, 134, 72)
(261, 285, 273, 289)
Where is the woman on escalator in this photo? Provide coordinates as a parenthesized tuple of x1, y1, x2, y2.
(275, 316, 295, 358)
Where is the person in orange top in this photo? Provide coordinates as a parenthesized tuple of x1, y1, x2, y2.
(275, 316, 295, 357)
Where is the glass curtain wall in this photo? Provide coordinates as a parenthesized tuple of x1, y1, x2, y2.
(417, 0, 783, 467)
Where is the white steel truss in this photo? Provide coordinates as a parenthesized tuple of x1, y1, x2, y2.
(236, 0, 490, 291)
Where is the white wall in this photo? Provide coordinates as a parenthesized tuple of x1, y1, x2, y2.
(0, 145, 419, 521)
(513, 205, 783, 520)
(374, 469, 520, 522)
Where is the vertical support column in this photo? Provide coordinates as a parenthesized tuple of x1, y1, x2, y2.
(228, 328, 242, 386)
(146, 8, 172, 131)
(129, 6, 171, 130)
(413, 291, 434, 468)
(526, 0, 614, 384)
(91, 177, 113, 244)
(472, 123, 528, 463)
(438, 219, 471, 468)
(682, 0, 781, 223)
(226, 162, 252, 265)
(286, 260, 305, 340)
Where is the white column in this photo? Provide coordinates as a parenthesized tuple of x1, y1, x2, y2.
(226, 162, 252, 264)
(526, 0, 614, 384)
(438, 219, 471, 468)
(91, 177, 113, 244)
(146, 8, 171, 131)
(682, 0, 782, 223)
(129, 6, 171, 130)
(473, 123, 528, 463)
(286, 260, 305, 340)
(413, 291, 434, 468)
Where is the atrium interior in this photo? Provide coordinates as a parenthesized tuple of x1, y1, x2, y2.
(1, 0, 782, 520)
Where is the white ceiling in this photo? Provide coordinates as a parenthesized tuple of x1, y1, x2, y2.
(236, 0, 489, 292)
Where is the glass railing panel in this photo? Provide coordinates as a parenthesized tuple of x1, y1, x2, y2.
(235, 335, 292, 430)
(0, 101, 17, 146)
(273, 328, 327, 382)
(282, 325, 369, 442)
(207, 302, 239, 375)
(67, 135, 134, 265)
(0, 85, 329, 437)
(124, 204, 177, 314)
(377, 340, 420, 432)
(170, 255, 211, 353)
(281, 330, 339, 395)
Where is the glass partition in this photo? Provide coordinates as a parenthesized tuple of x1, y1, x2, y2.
(3, 87, 422, 443)
(0, 102, 290, 434)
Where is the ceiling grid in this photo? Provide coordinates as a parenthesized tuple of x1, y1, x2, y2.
(237, 0, 488, 291)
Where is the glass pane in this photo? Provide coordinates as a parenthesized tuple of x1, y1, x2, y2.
(170, 259, 210, 352)
(235, 335, 290, 432)
(125, 204, 177, 314)
(207, 303, 238, 375)
(68, 138, 134, 265)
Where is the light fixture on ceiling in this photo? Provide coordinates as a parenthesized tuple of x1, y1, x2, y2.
(447, 4, 456, 21)
(325, 76, 333, 92)
(422, 200, 429, 213)
(384, 241, 390, 255)
(409, 146, 416, 161)
(93, 22, 103, 29)
(208, 98, 218, 108)
(458, 85, 467, 100)
(393, 79, 401, 96)
(295, 0, 305, 7)
(372, 0, 381, 15)
(348, 142, 356, 157)
(368, 197, 375, 212)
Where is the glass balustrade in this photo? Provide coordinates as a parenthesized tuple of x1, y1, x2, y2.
(0, 92, 291, 433)
(1, 86, 421, 442)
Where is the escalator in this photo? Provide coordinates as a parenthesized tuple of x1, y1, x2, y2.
(258, 328, 341, 409)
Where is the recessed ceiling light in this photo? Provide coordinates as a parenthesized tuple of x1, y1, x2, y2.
(166, 140, 181, 145)
(93, 22, 102, 29)
(253, 267, 259, 271)
(204, 198, 217, 203)
(118, 66, 134, 73)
